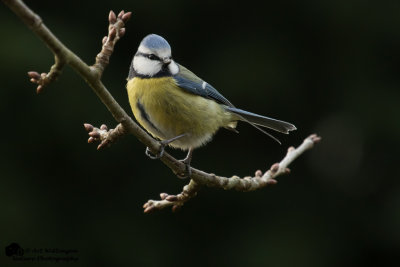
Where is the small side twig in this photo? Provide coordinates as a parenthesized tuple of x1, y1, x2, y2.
(84, 123, 126, 150)
(28, 55, 66, 93)
(92, 10, 131, 76)
(143, 179, 202, 213)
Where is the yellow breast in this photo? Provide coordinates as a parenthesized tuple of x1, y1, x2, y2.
(126, 77, 234, 150)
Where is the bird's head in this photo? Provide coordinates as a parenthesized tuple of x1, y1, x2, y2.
(132, 34, 179, 77)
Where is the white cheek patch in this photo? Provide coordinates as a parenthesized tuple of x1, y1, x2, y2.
(133, 56, 162, 76)
(168, 61, 179, 75)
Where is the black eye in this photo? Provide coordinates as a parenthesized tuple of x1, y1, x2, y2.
(147, 54, 158, 60)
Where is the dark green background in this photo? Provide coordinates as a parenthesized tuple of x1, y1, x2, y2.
(1, 0, 399, 266)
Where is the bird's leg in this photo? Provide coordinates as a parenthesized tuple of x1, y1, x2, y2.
(177, 148, 194, 179)
(145, 133, 187, 159)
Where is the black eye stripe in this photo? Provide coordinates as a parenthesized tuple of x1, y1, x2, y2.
(135, 52, 161, 61)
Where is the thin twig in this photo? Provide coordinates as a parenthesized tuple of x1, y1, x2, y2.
(92, 10, 131, 76)
(27, 55, 65, 93)
(143, 179, 202, 213)
(143, 134, 321, 212)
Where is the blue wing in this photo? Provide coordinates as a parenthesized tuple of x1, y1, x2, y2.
(173, 64, 296, 144)
(173, 64, 234, 107)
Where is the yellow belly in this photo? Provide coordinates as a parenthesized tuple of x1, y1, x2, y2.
(126, 77, 235, 150)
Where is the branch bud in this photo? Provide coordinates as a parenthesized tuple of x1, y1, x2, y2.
(270, 163, 280, 173)
(97, 143, 105, 150)
(89, 131, 101, 138)
(122, 12, 132, 23)
(119, 28, 125, 37)
(36, 85, 43, 94)
(83, 123, 94, 132)
(28, 71, 41, 79)
(109, 11, 117, 24)
(143, 201, 152, 209)
(144, 206, 154, 213)
(172, 205, 181, 213)
(288, 146, 295, 153)
(309, 134, 322, 143)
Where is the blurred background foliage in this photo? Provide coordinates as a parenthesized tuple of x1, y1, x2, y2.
(1, 0, 400, 266)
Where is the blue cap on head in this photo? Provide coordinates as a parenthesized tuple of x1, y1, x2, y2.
(140, 34, 171, 51)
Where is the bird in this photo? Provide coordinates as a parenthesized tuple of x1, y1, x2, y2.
(126, 34, 296, 177)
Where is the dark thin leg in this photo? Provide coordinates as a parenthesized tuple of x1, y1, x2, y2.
(177, 148, 194, 179)
(145, 133, 186, 159)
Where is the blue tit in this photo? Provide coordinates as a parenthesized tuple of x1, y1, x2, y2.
(126, 34, 296, 177)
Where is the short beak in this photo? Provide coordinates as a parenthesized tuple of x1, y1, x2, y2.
(163, 57, 171, 65)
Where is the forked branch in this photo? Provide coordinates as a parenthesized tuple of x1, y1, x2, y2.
(3, 0, 321, 213)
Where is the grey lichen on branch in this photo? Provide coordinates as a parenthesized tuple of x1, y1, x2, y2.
(3, 0, 321, 213)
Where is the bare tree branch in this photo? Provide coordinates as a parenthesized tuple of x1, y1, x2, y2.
(3, 0, 321, 213)
(143, 134, 321, 212)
